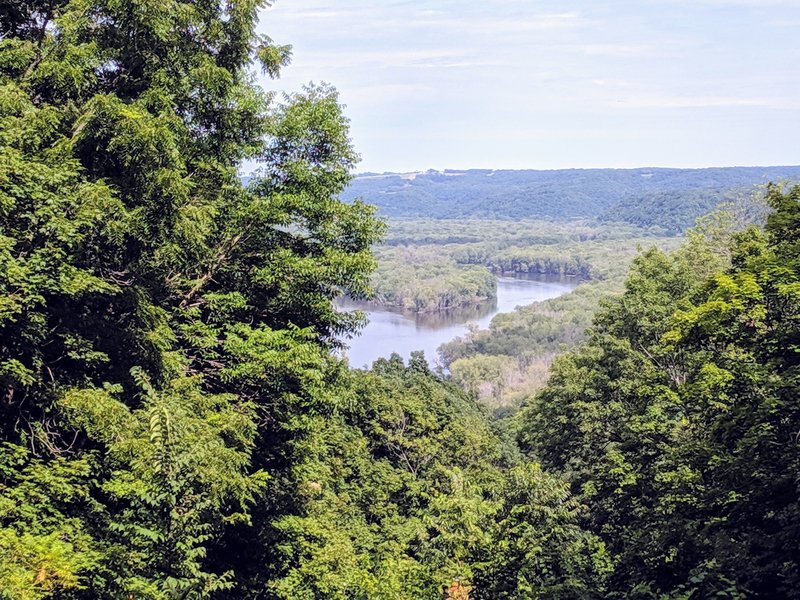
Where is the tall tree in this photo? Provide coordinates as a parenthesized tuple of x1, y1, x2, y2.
(0, 0, 381, 596)
(519, 186, 800, 598)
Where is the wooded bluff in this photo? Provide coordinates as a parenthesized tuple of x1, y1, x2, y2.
(341, 167, 800, 229)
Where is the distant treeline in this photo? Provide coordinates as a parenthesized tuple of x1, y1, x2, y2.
(371, 253, 496, 312)
(488, 252, 592, 278)
(369, 220, 674, 313)
(340, 167, 800, 230)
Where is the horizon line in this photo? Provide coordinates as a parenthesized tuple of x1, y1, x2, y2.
(351, 163, 800, 176)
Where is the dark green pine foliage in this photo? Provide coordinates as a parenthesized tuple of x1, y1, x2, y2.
(0, 0, 380, 597)
(519, 184, 800, 598)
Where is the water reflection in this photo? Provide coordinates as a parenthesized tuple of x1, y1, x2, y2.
(337, 297, 498, 330)
(338, 274, 577, 369)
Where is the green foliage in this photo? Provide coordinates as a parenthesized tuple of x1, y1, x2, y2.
(518, 184, 800, 597)
(371, 253, 496, 312)
(62, 375, 264, 597)
(251, 358, 507, 597)
(420, 219, 683, 407)
(429, 199, 765, 409)
(0, 444, 98, 599)
(440, 281, 611, 408)
(367, 218, 675, 313)
(208, 356, 608, 598)
(4, 0, 796, 598)
(2, 1, 610, 595)
(0, 0, 380, 596)
(449, 354, 512, 404)
(341, 167, 800, 222)
(599, 189, 723, 234)
(472, 463, 612, 599)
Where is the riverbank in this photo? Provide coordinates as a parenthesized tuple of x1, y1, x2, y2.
(340, 275, 578, 368)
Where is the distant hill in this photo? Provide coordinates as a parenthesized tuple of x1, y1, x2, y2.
(598, 189, 736, 234)
(336, 166, 800, 229)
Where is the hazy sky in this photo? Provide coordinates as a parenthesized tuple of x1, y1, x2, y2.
(256, 0, 800, 173)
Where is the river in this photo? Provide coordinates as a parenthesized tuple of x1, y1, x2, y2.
(338, 274, 578, 368)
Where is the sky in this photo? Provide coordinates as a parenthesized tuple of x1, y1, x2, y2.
(255, 0, 800, 173)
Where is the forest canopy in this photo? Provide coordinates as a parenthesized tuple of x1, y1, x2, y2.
(340, 167, 800, 226)
(1, 1, 799, 599)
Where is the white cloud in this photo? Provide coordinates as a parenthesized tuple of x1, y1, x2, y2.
(343, 83, 433, 105)
(277, 48, 505, 72)
(652, 0, 800, 5)
(581, 44, 655, 57)
(260, 0, 800, 170)
(613, 94, 788, 109)
(413, 12, 585, 36)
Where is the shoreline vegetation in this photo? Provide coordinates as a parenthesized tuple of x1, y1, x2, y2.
(356, 270, 582, 314)
(366, 219, 671, 314)
(371, 261, 496, 312)
(363, 201, 770, 408)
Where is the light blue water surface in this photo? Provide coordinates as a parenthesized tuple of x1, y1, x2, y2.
(339, 274, 578, 369)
